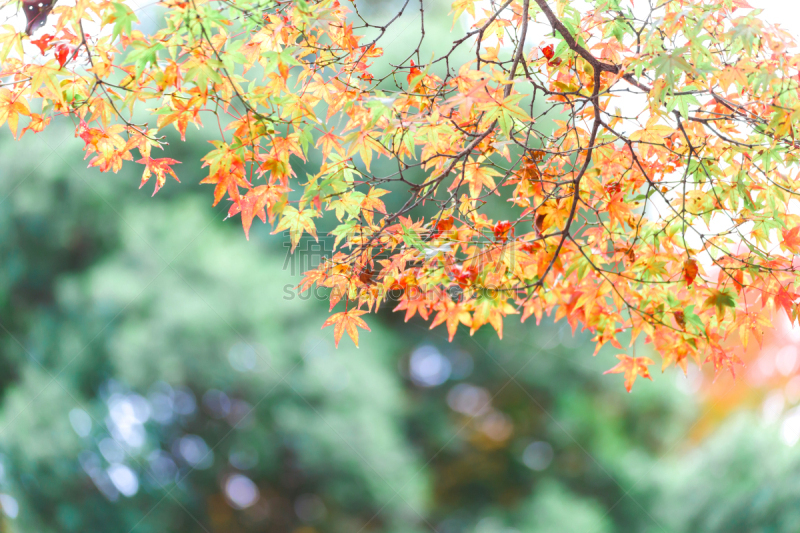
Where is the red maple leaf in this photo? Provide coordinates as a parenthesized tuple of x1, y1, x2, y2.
(430, 215, 454, 239)
(775, 287, 798, 320)
(682, 258, 698, 286)
(55, 44, 70, 68)
(492, 220, 513, 242)
(449, 263, 478, 288)
(30, 34, 54, 54)
(406, 59, 421, 84)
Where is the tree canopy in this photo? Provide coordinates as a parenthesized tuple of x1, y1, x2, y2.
(2, 0, 800, 388)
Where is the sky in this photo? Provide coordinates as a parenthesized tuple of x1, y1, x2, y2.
(750, 0, 800, 36)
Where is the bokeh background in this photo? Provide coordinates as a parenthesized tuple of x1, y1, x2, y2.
(3, 0, 800, 532)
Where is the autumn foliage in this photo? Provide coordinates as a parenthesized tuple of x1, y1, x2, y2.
(3, 0, 800, 389)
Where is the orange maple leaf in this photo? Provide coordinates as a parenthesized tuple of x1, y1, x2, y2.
(316, 130, 344, 161)
(137, 157, 181, 195)
(157, 95, 202, 141)
(603, 355, 654, 393)
(705, 349, 743, 379)
(322, 309, 371, 348)
(360, 187, 388, 225)
(394, 293, 430, 322)
(470, 298, 517, 339)
(199, 163, 250, 206)
(454, 160, 501, 198)
(19, 113, 50, 138)
(430, 300, 472, 341)
(226, 184, 291, 239)
(605, 192, 634, 228)
(781, 227, 800, 254)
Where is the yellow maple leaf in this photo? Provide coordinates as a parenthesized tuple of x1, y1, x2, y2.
(322, 309, 371, 348)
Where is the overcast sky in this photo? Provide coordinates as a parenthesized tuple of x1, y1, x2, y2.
(750, 0, 800, 37)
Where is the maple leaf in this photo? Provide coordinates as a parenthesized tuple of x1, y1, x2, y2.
(0, 88, 30, 138)
(492, 220, 513, 241)
(30, 33, 54, 55)
(431, 215, 455, 239)
(430, 300, 472, 341)
(605, 192, 633, 228)
(226, 184, 291, 239)
(442, 76, 491, 118)
(470, 297, 517, 339)
(673, 310, 685, 330)
(449, 263, 478, 288)
(406, 59, 422, 85)
(394, 293, 430, 322)
(317, 130, 343, 161)
(137, 157, 181, 195)
(603, 355, 655, 393)
(774, 287, 798, 321)
(682, 258, 698, 286)
(19, 113, 50, 138)
(200, 143, 249, 205)
(781, 227, 800, 254)
(723, 268, 745, 293)
(322, 309, 371, 348)
(735, 310, 773, 350)
(452, 160, 501, 198)
(0, 25, 23, 62)
(703, 288, 737, 319)
(629, 124, 674, 159)
(272, 206, 318, 250)
(55, 44, 76, 68)
(157, 95, 203, 141)
(477, 93, 528, 137)
(26, 62, 64, 106)
(79, 123, 130, 173)
(345, 130, 387, 172)
(200, 166, 250, 206)
(705, 349, 743, 379)
(360, 187, 388, 225)
(451, 0, 477, 20)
